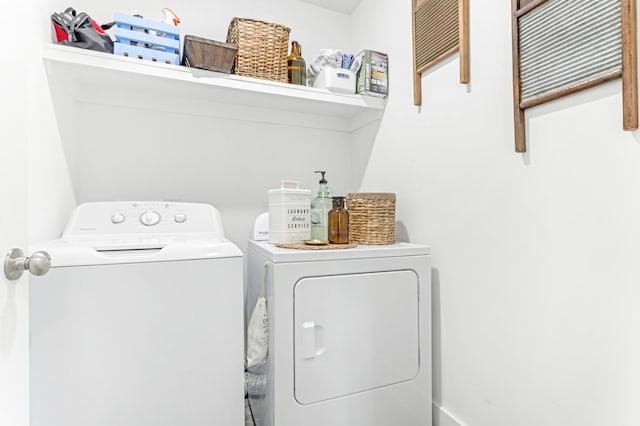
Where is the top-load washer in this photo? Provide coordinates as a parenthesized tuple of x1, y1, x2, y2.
(29, 201, 244, 426)
(245, 237, 431, 426)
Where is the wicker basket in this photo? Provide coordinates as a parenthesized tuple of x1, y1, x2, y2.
(183, 35, 237, 73)
(226, 17, 291, 82)
(346, 193, 396, 245)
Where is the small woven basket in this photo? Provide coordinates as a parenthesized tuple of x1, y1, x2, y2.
(226, 17, 291, 82)
(183, 35, 237, 73)
(346, 193, 396, 245)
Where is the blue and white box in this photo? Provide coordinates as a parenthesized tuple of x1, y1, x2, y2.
(113, 13, 180, 65)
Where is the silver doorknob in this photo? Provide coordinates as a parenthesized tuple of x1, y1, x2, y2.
(4, 248, 51, 281)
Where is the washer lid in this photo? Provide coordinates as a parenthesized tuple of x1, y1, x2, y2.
(32, 235, 242, 267)
(248, 240, 430, 263)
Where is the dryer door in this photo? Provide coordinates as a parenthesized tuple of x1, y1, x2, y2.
(293, 270, 420, 405)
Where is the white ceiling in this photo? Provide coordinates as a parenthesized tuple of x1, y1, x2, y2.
(297, 0, 363, 14)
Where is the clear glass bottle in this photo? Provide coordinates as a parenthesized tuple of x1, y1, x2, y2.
(328, 196, 349, 244)
(287, 41, 307, 86)
(310, 171, 331, 242)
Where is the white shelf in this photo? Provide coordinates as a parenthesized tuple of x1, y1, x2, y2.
(42, 43, 385, 132)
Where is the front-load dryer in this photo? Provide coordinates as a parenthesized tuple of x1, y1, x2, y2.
(29, 201, 244, 426)
(245, 239, 431, 426)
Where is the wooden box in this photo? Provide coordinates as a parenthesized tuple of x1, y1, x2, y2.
(183, 35, 237, 73)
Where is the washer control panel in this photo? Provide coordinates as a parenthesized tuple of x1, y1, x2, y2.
(107, 202, 190, 229)
(63, 201, 222, 238)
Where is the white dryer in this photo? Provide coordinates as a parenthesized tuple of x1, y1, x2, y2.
(245, 239, 431, 426)
(29, 201, 244, 426)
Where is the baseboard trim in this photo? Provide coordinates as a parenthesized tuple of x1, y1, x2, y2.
(433, 403, 465, 426)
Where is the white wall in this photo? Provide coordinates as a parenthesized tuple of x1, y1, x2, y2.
(29, 0, 78, 244)
(351, 1, 640, 426)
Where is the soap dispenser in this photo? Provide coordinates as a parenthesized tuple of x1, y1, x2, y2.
(310, 171, 332, 241)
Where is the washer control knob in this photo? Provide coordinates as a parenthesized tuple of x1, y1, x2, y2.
(140, 210, 161, 226)
(111, 213, 125, 224)
(174, 213, 187, 223)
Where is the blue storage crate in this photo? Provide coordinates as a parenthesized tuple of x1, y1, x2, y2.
(113, 13, 180, 65)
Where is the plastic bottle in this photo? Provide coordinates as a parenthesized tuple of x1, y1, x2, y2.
(310, 171, 332, 242)
(287, 41, 307, 86)
(328, 196, 349, 244)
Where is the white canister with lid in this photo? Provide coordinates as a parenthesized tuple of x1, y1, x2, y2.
(268, 180, 311, 243)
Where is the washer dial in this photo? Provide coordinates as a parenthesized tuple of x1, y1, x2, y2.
(140, 210, 161, 226)
(111, 213, 125, 224)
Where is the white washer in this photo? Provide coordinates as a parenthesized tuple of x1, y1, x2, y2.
(245, 238, 431, 426)
(29, 201, 244, 426)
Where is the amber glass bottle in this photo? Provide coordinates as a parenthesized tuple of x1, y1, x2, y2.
(287, 41, 307, 86)
(328, 196, 349, 244)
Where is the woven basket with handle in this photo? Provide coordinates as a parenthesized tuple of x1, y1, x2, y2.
(226, 17, 290, 82)
(346, 193, 396, 245)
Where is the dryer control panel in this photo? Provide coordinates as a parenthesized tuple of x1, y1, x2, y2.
(61, 201, 225, 238)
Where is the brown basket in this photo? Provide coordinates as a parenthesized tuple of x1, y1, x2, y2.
(226, 17, 291, 82)
(346, 193, 396, 245)
(183, 35, 238, 73)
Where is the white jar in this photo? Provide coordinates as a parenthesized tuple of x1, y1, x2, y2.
(268, 180, 311, 243)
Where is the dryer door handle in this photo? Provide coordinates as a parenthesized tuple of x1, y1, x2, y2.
(301, 321, 325, 359)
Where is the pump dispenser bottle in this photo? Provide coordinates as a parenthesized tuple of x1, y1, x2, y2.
(310, 171, 332, 242)
(328, 196, 349, 244)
